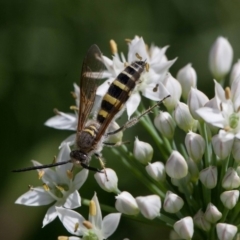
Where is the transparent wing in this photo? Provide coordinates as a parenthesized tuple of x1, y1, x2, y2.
(77, 44, 105, 132)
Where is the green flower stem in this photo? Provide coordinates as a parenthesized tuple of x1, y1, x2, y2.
(229, 202, 240, 224)
(157, 213, 176, 227)
(202, 188, 211, 209)
(219, 156, 230, 187)
(180, 143, 188, 160)
(112, 146, 165, 198)
(221, 208, 229, 222)
(199, 122, 211, 167)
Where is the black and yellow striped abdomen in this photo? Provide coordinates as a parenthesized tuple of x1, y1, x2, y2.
(97, 60, 146, 124)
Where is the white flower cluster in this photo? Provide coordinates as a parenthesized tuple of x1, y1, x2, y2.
(15, 36, 240, 240)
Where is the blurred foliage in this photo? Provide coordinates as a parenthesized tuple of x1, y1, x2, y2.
(1, 0, 240, 239)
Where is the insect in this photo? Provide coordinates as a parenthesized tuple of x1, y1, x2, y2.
(12, 44, 151, 174)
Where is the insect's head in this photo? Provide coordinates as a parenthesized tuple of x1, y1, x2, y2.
(70, 150, 88, 164)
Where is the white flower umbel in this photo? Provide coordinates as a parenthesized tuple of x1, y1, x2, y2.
(177, 63, 197, 100)
(209, 36, 233, 81)
(197, 79, 240, 141)
(173, 216, 194, 240)
(97, 37, 174, 118)
(216, 223, 237, 240)
(57, 193, 121, 240)
(136, 195, 161, 220)
(163, 191, 184, 213)
(15, 144, 88, 227)
(133, 137, 153, 164)
(145, 162, 166, 182)
(94, 168, 119, 193)
(115, 191, 139, 215)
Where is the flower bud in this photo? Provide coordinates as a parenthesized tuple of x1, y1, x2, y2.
(173, 216, 194, 240)
(193, 209, 211, 231)
(163, 191, 184, 213)
(115, 191, 139, 215)
(136, 195, 161, 220)
(204, 203, 222, 223)
(209, 36, 233, 81)
(177, 63, 197, 100)
(94, 168, 119, 193)
(107, 121, 123, 144)
(222, 168, 240, 190)
(173, 102, 198, 132)
(230, 60, 240, 85)
(216, 223, 237, 240)
(220, 190, 239, 209)
(199, 166, 217, 189)
(212, 134, 234, 160)
(154, 111, 176, 139)
(166, 151, 188, 179)
(187, 88, 209, 120)
(185, 131, 205, 162)
(163, 73, 182, 112)
(232, 138, 240, 163)
(133, 137, 153, 164)
(145, 162, 166, 182)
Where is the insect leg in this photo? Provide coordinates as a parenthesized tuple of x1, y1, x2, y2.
(106, 95, 170, 136)
(94, 153, 109, 181)
(80, 162, 103, 173)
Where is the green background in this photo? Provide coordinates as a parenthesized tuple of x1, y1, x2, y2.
(1, 0, 240, 239)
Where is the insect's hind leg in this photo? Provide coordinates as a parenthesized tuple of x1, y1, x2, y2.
(94, 153, 109, 181)
(80, 162, 103, 173)
(106, 95, 170, 136)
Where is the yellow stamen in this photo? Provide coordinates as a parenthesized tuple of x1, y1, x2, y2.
(66, 170, 73, 180)
(153, 84, 159, 92)
(58, 236, 68, 240)
(83, 220, 93, 229)
(71, 91, 77, 99)
(224, 126, 231, 131)
(125, 38, 132, 43)
(145, 63, 150, 72)
(89, 200, 96, 216)
(28, 185, 34, 190)
(225, 87, 231, 100)
(70, 105, 78, 111)
(38, 170, 45, 179)
(56, 185, 64, 192)
(135, 53, 142, 60)
(74, 222, 79, 232)
(109, 40, 118, 54)
(43, 183, 49, 191)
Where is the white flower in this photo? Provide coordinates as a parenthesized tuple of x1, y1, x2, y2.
(97, 36, 175, 118)
(197, 79, 240, 141)
(216, 223, 237, 240)
(173, 216, 194, 240)
(15, 144, 88, 227)
(57, 193, 121, 240)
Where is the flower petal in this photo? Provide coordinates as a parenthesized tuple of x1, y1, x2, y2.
(57, 207, 85, 236)
(15, 187, 53, 206)
(126, 92, 141, 119)
(59, 134, 76, 148)
(63, 191, 81, 209)
(102, 213, 121, 238)
(42, 205, 58, 227)
(196, 107, 225, 128)
(44, 112, 77, 131)
(72, 169, 89, 190)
